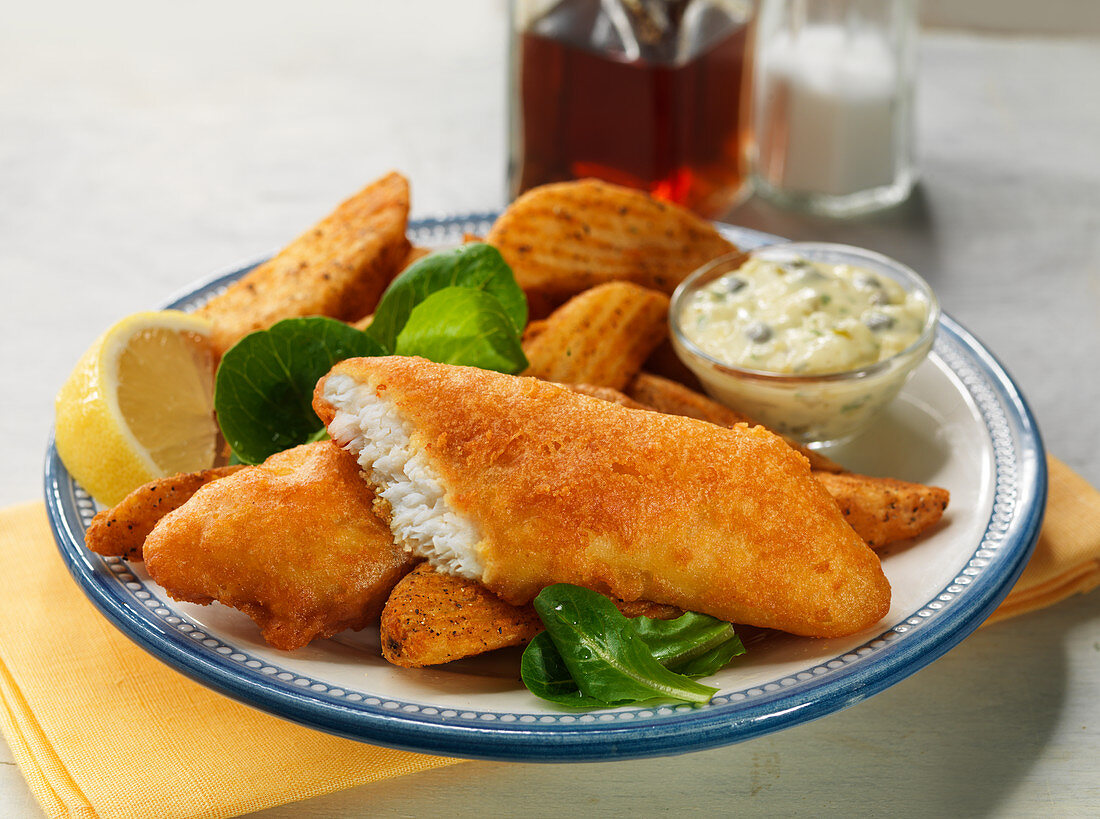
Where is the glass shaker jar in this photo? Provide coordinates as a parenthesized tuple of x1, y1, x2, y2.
(508, 0, 757, 219)
(752, 0, 917, 216)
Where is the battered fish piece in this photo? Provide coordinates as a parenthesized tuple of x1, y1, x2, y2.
(84, 465, 244, 561)
(198, 172, 411, 355)
(144, 441, 417, 650)
(381, 564, 679, 668)
(626, 372, 844, 473)
(315, 357, 891, 638)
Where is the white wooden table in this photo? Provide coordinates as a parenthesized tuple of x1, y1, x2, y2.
(2, 3, 1098, 815)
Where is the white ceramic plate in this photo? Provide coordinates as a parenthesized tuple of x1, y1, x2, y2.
(46, 216, 1046, 761)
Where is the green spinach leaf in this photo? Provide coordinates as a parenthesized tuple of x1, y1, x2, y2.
(367, 244, 527, 351)
(394, 287, 528, 374)
(520, 632, 611, 708)
(214, 317, 385, 464)
(523, 585, 719, 707)
(631, 612, 745, 678)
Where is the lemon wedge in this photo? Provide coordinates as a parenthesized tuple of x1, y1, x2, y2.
(55, 310, 218, 506)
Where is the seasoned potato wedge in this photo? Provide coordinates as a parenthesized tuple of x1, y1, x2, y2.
(84, 466, 245, 561)
(814, 472, 951, 549)
(381, 564, 680, 668)
(522, 282, 670, 390)
(487, 179, 738, 316)
(198, 172, 411, 354)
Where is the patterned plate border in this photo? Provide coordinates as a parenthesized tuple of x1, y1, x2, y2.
(45, 218, 1047, 761)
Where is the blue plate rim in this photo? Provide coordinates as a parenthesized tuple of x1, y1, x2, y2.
(45, 217, 1047, 762)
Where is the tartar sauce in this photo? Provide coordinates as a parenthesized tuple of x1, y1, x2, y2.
(680, 256, 928, 374)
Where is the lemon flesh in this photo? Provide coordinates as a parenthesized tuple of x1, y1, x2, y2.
(55, 311, 218, 506)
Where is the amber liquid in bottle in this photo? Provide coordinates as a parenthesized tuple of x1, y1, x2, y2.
(511, 1, 754, 218)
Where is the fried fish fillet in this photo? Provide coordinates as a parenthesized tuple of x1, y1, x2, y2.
(521, 281, 670, 391)
(625, 373, 949, 544)
(198, 172, 411, 354)
(626, 372, 845, 473)
(84, 465, 244, 561)
(315, 356, 891, 638)
(381, 563, 680, 668)
(143, 441, 417, 650)
(486, 179, 738, 317)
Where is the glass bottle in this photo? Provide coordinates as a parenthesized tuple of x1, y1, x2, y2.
(752, 0, 917, 216)
(508, 0, 757, 219)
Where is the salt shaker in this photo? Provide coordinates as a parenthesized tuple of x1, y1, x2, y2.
(752, 0, 917, 216)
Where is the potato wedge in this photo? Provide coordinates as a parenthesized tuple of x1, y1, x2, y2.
(381, 564, 680, 668)
(626, 372, 845, 473)
(487, 179, 738, 317)
(198, 172, 411, 354)
(814, 472, 950, 549)
(84, 466, 245, 561)
(522, 282, 670, 390)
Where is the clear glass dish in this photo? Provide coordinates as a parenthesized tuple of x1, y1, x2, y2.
(670, 242, 939, 447)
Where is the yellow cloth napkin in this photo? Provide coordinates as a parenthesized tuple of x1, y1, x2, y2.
(0, 503, 460, 819)
(1, 454, 1098, 819)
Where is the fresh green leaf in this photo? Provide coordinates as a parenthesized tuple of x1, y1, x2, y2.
(520, 632, 610, 708)
(631, 612, 745, 678)
(394, 287, 528, 374)
(526, 585, 718, 707)
(367, 244, 527, 351)
(214, 317, 385, 464)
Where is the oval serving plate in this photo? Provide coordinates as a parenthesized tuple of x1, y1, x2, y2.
(46, 217, 1046, 762)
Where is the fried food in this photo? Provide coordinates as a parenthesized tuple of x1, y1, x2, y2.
(486, 179, 738, 317)
(381, 564, 680, 668)
(814, 472, 950, 548)
(143, 441, 417, 650)
(564, 383, 651, 410)
(198, 172, 411, 354)
(522, 282, 670, 390)
(315, 356, 891, 638)
(84, 465, 244, 561)
(626, 372, 845, 473)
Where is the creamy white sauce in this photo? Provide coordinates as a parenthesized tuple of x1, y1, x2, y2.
(680, 256, 927, 375)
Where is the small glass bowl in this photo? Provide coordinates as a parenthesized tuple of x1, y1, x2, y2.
(669, 242, 940, 448)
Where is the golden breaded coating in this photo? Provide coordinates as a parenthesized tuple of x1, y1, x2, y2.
(486, 179, 737, 317)
(522, 282, 670, 390)
(564, 384, 651, 410)
(315, 357, 891, 638)
(582, 376, 945, 545)
(381, 564, 680, 668)
(84, 466, 244, 561)
(626, 372, 845, 473)
(814, 472, 951, 549)
(143, 441, 417, 650)
(198, 172, 411, 354)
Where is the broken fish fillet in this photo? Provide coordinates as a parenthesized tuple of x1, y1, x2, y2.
(314, 357, 891, 638)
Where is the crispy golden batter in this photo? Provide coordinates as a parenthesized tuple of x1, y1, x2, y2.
(626, 372, 845, 473)
(316, 357, 891, 638)
(815, 472, 951, 548)
(198, 172, 411, 354)
(381, 564, 680, 668)
(84, 466, 244, 561)
(564, 384, 651, 410)
(486, 179, 738, 317)
(522, 282, 670, 390)
(143, 441, 416, 650)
